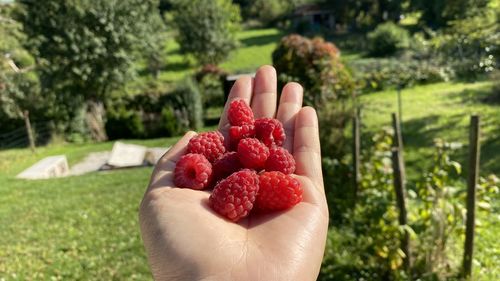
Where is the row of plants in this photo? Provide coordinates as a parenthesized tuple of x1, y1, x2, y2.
(320, 128, 499, 281)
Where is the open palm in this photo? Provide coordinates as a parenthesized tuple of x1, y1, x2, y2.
(139, 66, 329, 281)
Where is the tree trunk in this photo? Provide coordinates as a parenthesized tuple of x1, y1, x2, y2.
(85, 100, 108, 141)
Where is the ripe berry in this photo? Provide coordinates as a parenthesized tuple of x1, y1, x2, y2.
(187, 131, 225, 163)
(228, 100, 254, 126)
(265, 146, 296, 174)
(174, 153, 212, 190)
(229, 124, 255, 150)
(209, 169, 259, 222)
(212, 152, 243, 185)
(255, 118, 286, 147)
(256, 171, 302, 211)
(237, 138, 269, 170)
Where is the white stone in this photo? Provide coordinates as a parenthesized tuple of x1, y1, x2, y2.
(107, 142, 147, 168)
(145, 147, 171, 165)
(16, 155, 69, 179)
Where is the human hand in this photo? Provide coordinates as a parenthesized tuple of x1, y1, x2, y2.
(139, 65, 329, 281)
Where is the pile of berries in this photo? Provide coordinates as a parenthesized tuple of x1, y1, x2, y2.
(173, 100, 302, 222)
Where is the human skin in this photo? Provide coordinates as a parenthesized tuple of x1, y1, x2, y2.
(139, 65, 329, 281)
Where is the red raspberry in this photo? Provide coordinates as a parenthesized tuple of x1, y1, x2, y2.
(187, 131, 225, 163)
(265, 147, 296, 174)
(174, 153, 212, 190)
(229, 124, 255, 150)
(256, 171, 302, 211)
(228, 100, 254, 126)
(237, 138, 269, 170)
(212, 152, 243, 184)
(254, 118, 286, 147)
(209, 169, 259, 222)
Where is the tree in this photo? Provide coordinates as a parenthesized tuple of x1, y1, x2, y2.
(323, 0, 407, 28)
(410, 0, 490, 28)
(171, 0, 241, 65)
(0, 2, 41, 135)
(18, 0, 164, 140)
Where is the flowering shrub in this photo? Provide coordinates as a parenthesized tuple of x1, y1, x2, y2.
(273, 34, 355, 159)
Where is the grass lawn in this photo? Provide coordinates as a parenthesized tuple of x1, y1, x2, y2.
(160, 28, 283, 82)
(0, 81, 498, 280)
(359, 81, 499, 178)
(0, 138, 179, 280)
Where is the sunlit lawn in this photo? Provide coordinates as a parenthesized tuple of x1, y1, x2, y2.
(160, 28, 283, 82)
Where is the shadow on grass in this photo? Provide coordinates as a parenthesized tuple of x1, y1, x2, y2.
(450, 86, 500, 105)
(163, 61, 191, 72)
(240, 32, 283, 47)
(400, 112, 499, 177)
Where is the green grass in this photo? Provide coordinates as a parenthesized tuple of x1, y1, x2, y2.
(160, 28, 283, 82)
(0, 138, 179, 280)
(359, 81, 500, 179)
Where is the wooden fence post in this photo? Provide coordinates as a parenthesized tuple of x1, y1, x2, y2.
(23, 110, 35, 152)
(352, 112, 361, 206)
(392, 147, 411, 272)
(463, 115, 480, 278)
(397, 85, 403, 131)
(392, 112, 406, 178)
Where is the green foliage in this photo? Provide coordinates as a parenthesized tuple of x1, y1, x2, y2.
(321, 128, 499, 280)
(410, 0, 490, 28)
(273, 34, 355, 158)
(320, 128, 407, 280)
(171, 77, 204, 130)
(324, 0, 406, 29)
(195, 65, 227, 111)
(0, 3, 41, 132)
(428, 7, 499, 80)
(368, 22, 410, 57)
(105, 107, 145, 140)
(350, 58, 452, 93)
(160, 106, 183, 137)
(248, 0, 292, 26)
(104, 81, 190, 139)
(171, 0, 241, 65)
(18, 0, 164, 135)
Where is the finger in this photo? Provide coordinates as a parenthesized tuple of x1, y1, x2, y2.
(276, 82, 303, 152)
(251, 65, 277, 118)
(148, 131, 197, 189)
(218, 76, 254, 137)
(293, 107, 324, 191)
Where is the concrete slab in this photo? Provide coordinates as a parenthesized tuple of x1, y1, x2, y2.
(16, 155, 69, 179)
(107, 142, 147, 168)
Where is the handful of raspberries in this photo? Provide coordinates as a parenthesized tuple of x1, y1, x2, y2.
(173, 100, 302, 222)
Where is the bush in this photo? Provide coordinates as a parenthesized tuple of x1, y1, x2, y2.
(104, 80, 196, 139)
(249, 0, 290, 26)
(171, 0, 241, 65)
(170, 77, 204, 131)
(429, 9, 499, 80)
(105, 107, 145, 140)
(367, 22, 410, 57)
(350, 58, 453, 93)
(273, 34, 355, 159)
(195, 65, 227, 112)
